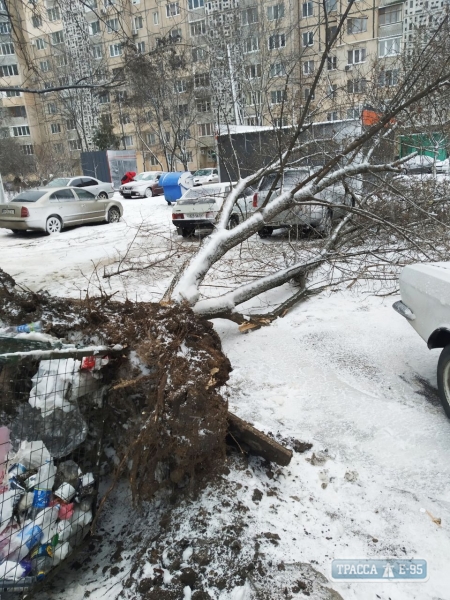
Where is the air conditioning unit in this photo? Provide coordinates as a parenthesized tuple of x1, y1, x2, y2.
(131, 29, 138, 36)
(345, 64, 352, 71)
(101, 7, 107, 14)
(31, 40, 36, 46)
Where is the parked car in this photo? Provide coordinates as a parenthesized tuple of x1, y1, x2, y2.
(45, 176, 114, 198)
(394, 262, 450, 418)
(435, 158, 449, 174)
(192, 168, 219, 186)
(401, 155, 435, 174)
(119, 171, 165, 198)
(171, 182, 253, 237)
(250, 168, 354, 238)
(0, 187, 123, 235)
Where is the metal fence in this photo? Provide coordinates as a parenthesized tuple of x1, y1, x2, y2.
(0, 346, 113, 595)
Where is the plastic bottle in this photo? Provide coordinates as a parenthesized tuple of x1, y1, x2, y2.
(4, 523, 43, 561)
(0, 322, 42, 335)
(33, 505, 60, 544)
(52, 542, 70, 566)
(31, 555, 53, 580)
(32, 461, 57, 510)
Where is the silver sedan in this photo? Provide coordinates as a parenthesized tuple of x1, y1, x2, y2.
(46, 176, 114, 198)
(0, 187, 123, 235)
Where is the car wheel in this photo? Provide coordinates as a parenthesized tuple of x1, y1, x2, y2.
(46, 216, 62, 235)
(145, 187, 153, 198)
(226, 215, 239, 230)
(181, 227, 195, 238)
(258, 226, 273, 239)
(437, 345, 450, 418)
(10, 229, 22, 235)
(98, 192, 108, 199)
(108, 207, 121, 223)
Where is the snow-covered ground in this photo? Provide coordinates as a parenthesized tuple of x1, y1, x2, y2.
(1, 196, 449, 599)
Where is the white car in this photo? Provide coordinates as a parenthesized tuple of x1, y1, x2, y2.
(46, 176, 114, 198)
(0, 187, 123, 234)
(394, 262, 450, 418)
(171, 182, 253, 237)
(192, 168, 219, 186)
(435, 158, 449, 174)
(119, 172, 164, 198)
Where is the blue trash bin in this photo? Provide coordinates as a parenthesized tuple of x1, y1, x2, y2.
(160, 172, 193, 204)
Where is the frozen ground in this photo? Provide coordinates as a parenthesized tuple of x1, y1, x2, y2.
(1, 196, 449, 599)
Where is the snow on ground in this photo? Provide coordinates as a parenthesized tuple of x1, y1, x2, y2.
(1, 197, 449, 598)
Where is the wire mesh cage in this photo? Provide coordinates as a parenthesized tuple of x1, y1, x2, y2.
(0, 346, 112, 595)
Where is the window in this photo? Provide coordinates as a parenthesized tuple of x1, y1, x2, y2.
(153, 12, 159, 24)
(5, 90, 20, 97)
(49, 189, 76, 202)
(245, 116, 262, 126)
(245, 63, 261, 78)
(271, 89, 286, 104)
(134, 16, 143, 29)
(347, 48, 366, 64)
(98, 91, 110, 104)
(303, 60, 314, 75)
(66, 119, 76, 130)
(52, 31, 64, 45)
(47, 102, 57, 114)
(9, 106, 26, 118)
(304, 88, 314, 100)
(267, 3, 284, 20)
(136, 41, 145, 53)
(192, 47, 206, 62)
(184, 151, 193, 163)
(92, 44, 102, 59)
(54, 143, 64, 153)
(347, 107, 360, 119)
(12, 126, 30, 137)
(246, 91, 261, 105)
(269, 33, 286, 49)
(199, 123, 214, 136)
(170, 29, 182, 40)
(75, 189, 96, 200)
(164, 131, 170, 142)
(327, 111, 339, 121)
(244, 36, 259, 53)
(178, 104, 188, 117)
(35, 38, 46, 50)
(107, 18, 119, 32)
(116, 90, 127, 101)
(379, 5, 402, 25)
(58, 75, 69, 86)
(44, 81, 54, 89)
(325, 0, 337, 12)
(329, 83, 337, 99)
(194, 73, 210, 87)
(89, 21, 100, 35)
(175, 78, 187, 93)
(69, 139, 82, 151)
(347, 79, 367, 94)
(189, 0, 204, 7)
(378, 69, 398, 87)
(0, 64, 19, 77)
(109, 44, 122, 57)
(22, 144, 34, 155)
(122, 135, 133, 147)
(190, 20, 206, 36)
(379, 37, 401, 57)
(302, 1, 313, 17)
(150, 155, 159, 166)
(31, 16, 41, 29)
(102, 113, 112, 125)
(40, 60, 49, 72)
(47, 7, 60, 21)
(84, 0, 98, 10)
(326, 26, 337, 43)
(147, 132, 156, 145)
(166, 2, 180, 17)
(273, 117, 288, 128)
(0, 43, 14, 55)
(242, 7, 258, 24)
(51, 123, 61, 134)
(0, 22, 11, 34)
(196, 97, 211, 112)
(326, 56, 337, 71)
(270, 62, 286, 77)
(302, 31, 313, 47)
(347, 18, 367, 34)
(112, 67, 125, 79)
(120, 113, 131, 124)
(55, 54, 67, 67)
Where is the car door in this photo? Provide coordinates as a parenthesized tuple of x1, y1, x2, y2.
(82, 177, 101, 195)
(212, 169, 219, 183)
(48, 188, 81, 224)
(153, 175, 164, 195)
(73, 189, 104, 221)
(70, 178, 84, 190)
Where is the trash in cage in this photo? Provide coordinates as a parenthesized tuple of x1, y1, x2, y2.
(0, 348, 112, 593)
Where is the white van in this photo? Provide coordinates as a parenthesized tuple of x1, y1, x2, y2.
(172, 182, 253, 237)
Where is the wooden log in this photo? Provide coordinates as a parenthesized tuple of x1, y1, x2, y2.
(227, 412, 293, 466)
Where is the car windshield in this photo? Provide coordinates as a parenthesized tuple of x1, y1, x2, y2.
(183, 186, 229, 200)
(194, 169, 212, 176)
(141, 174, 157, 181)
(134, 174, 147, 181)
(46, 178, 71, 187)
(12, 191, 47, 203)
(260, 170, 308, 191)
